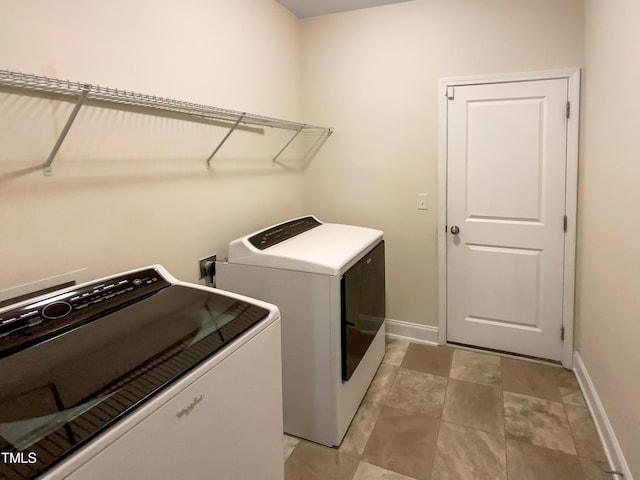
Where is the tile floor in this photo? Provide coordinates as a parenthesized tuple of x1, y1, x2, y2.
(283, 339, 613, 480)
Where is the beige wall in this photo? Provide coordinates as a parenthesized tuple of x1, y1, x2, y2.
(578, 0, 640, 475)
(300, 0, 584, 325)
(1, 0, 638, 474)
(0, 0, 307, 288)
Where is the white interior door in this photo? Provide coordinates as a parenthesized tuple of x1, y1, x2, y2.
(446, 78, 568, 361)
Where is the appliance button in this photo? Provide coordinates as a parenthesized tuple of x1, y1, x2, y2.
(42, 302, 73, 320)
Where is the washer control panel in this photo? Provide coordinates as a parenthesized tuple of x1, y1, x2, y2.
(0, 268, 169, 358)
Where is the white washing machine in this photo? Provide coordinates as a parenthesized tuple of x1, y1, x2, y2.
(0, 265, 283, 480)
(217, 216, 385, 447)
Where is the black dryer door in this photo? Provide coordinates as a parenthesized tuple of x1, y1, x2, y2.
(340, 240, 385, 381)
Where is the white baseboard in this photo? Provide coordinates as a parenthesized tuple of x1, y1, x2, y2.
(385, 318, 439, 345)
(573, 352, 632, 480)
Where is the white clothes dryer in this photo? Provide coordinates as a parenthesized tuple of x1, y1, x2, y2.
(217, 216, 385, 447)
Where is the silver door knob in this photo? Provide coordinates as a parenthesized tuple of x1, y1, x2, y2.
(450, 225, 460, 235)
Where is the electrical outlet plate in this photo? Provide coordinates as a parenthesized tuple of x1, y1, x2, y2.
(198, 255, 217, 279)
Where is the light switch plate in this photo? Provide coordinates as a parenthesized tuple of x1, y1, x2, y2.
(417, 193, 429, 210)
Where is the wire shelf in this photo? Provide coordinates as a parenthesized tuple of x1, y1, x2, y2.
(0, 69, 333, 174)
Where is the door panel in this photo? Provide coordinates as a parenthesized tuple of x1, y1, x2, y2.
(466, 245, 541, 329)
(467, 98, 544, 221)
(446, 79, 568, 361)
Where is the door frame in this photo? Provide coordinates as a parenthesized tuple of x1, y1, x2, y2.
(437, 68, 581, 368)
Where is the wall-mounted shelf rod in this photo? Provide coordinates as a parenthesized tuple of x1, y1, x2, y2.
(206, 114, 244, 169)
(0, 69, 333, 175)
(273, 125, 304, 165)
(42, 85, 89, 176)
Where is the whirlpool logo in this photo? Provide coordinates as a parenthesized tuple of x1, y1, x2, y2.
(1, 452, 38, 465)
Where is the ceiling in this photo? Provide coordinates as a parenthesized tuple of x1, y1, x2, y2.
(275, 0, 413, 18)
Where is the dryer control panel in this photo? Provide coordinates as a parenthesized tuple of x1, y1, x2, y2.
(248, 216, 321, 250)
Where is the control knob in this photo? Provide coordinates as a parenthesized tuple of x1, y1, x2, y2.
(42, 302, 73, 319)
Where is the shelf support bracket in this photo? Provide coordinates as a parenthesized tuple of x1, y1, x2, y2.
(42, 85, 90, 176)
(206, 114, 245, 169)
(272, 125, 304, 165)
